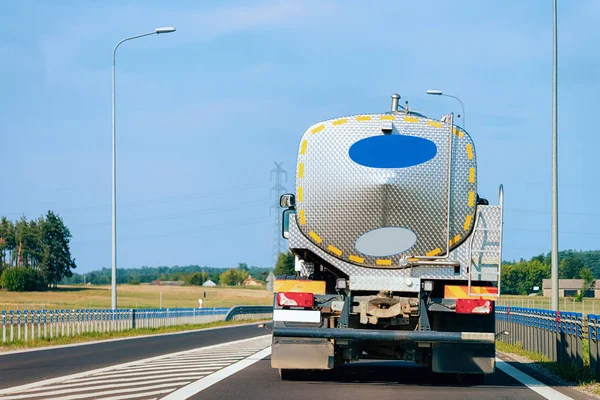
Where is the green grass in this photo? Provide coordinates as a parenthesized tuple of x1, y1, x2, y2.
(0, 284, 273, 311)
(0, 318, 269, 352)
(497, 340, 600, 395)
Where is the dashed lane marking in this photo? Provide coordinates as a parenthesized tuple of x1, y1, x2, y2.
(0, 335, 271, 400)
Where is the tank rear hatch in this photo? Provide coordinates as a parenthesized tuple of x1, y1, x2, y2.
(295, 111, 477, 268)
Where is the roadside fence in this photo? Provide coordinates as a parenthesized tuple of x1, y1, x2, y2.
(1, 306, 273, 344)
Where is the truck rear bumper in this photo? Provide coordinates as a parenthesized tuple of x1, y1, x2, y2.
(273, 327, 495, 344)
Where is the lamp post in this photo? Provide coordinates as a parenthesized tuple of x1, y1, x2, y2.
(426, 90, 466, 129)
(111, 27, 176, 310)
(551, 0, 559, 311)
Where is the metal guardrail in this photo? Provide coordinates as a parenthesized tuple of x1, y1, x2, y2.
(1, 306, 272, 344)
(496, 306, 585, 368)
(224, 306, 273, 321)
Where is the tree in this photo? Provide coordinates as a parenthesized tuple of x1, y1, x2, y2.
(238, 263, 249, 272)
(185, 272, 210, 286)
(576, 268, 596, 302)
(0, 217, 15, 266)
(501, 260, 550, 295)
(1, 267, 45, 291)
(40, 211, 77, 288)
(559, 257, 584, 279)
(220, 268, 249, 286)
(274, 252, 295, 277)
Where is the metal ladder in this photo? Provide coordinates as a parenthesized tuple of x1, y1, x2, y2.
(467, 185, 504, 297)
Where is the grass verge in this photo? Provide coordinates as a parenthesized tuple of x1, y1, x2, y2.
(0, 319, 268, 352)
(496, 340, 600, 395)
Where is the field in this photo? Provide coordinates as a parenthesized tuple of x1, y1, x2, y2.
(498, 295, 600, 315)
(0, 284, 273, 311)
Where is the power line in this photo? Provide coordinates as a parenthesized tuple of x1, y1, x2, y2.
(508, 209, 600, 217)
(3, 182, 269, 217)
(72, 198, 270, 228)
(71, 217, 270, 244)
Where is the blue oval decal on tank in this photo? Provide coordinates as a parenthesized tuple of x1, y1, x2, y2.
(349, 135, 437, 168)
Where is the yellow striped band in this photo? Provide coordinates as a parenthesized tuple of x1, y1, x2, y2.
(468, 191, 475, 207)
(356, 116, 371, 121)
(404, 116, 419, 123)
(376, 259, 392, 266)
(464, 214, 473, 230)
(349, 255, 365, 263)
(380, 115, 395, 121)
(469, 167, 475, 183)
(311, 124, 325, 134)
(427, 121, 443, 128)
(298, 209, 306, 225)
(309, 230, 322, 243)
(297, 186, 303, 202)
(333, 118, 347, 126)
(300, 140, 308, 155)
(466, 144, 473, 159)
(426, 248, 442, 257)
(297, 163, 304, 179)
(327, 245, 342, 256)
(449, 235, 461, 246)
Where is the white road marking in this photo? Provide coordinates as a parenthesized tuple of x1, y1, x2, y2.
(0, 335, 271, 399)
(63, 369, 212, 383)
(17, 376, 195, 393)
(162, 347, 272, 399)
(495, 358, 573, 400)
(1, 382, 182, 400)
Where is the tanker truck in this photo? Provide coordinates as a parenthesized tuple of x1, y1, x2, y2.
(271, 93, 503, 382)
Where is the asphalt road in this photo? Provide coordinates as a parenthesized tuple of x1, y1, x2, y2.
(0, 323, 267, 390)
(0, 324, 595, 400)
(193, 356, 590, 400)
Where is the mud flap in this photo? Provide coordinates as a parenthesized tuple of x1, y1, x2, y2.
(432, 343, 495, 374)
(271, 337, 335, 370)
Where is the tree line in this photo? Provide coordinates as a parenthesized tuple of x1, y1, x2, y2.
(60, 262, 274, 286)
(502, 249, 600, 299)
(0, 212, 77, 291)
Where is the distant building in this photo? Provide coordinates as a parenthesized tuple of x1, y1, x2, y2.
(243, 275, 261, 286)
(542, 279, 600, 298)
(202, 280, 216, 287)
(150, 280, 184, 286)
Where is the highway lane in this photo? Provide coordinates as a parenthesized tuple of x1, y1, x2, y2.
(0, 322, 267, 390)
(191, 355, 592, 400)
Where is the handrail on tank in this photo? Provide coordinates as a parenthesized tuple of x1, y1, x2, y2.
(498, 184, 504, 297)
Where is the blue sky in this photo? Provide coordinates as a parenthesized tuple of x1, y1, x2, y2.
(1, 0, 598, 273)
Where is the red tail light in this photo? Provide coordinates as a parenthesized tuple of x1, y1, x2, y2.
(277, 292, 314, 308)
(456, 299, 493, 314)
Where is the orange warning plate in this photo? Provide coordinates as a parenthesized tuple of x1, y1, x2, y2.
(444, 285, 498, 300)
(273, 280, 326, 294)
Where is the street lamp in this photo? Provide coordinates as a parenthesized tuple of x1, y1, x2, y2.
(551, 0, 559, 311)
(426, 90, 466, 129)
(111, 27, 176, 310)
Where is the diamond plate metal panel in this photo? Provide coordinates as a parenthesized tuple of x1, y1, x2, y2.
(295, 112, 477, 268)
(349, 276, 421, 292)
(288, 204, 502, 285)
